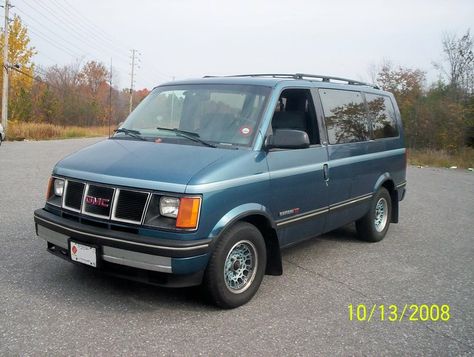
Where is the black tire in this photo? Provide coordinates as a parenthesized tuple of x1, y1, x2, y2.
(204, 222, 266, 309)
(356, 187, 392, 242)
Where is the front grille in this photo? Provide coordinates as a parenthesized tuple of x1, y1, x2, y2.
(64, 181, 85, 211)
(61, 179, 150, 225)
(83, 185, 115, 218)
(113, 189, 149, 223)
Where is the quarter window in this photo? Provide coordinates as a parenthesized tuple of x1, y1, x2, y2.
(319, 89, 369, 144)
(365, 94, 399, 138)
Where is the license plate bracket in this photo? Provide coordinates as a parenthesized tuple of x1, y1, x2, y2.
(69, 240, 98, 268)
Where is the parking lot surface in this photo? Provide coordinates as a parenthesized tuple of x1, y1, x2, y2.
(0, 138, 473, 355)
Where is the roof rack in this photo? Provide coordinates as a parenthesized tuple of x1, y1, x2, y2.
(203, 73, 379, 89)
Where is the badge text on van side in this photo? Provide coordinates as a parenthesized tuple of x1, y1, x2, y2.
(279, 208, 300, 217)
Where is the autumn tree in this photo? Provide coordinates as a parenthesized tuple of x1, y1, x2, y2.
(78, 61, 110, 124)
(79, 61, 109, 94)
(435, 29, 474, 95)
(434, 29, 474, 147)
(0, 15, 36, 122)
(376, 63, 426, 148)
(40, 63, 83, 125)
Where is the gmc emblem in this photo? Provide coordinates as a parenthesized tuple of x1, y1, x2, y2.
(85, 195, 110, 208)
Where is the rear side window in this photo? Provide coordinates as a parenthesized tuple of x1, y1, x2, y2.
(365, 94, 399, 138)
(319, 89, 369, 144)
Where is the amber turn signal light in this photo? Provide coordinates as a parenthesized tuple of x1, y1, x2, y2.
(176, 197, 201, 229)
(46, 177, 54, 200)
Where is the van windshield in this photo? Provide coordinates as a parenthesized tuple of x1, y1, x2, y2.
(118, 84, 271, 147)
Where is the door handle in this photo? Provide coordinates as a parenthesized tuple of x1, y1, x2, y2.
(323, 163, 329, 184)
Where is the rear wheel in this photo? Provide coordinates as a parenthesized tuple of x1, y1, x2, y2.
(204, 222, 266, 308)
(356, 187, 391, 242)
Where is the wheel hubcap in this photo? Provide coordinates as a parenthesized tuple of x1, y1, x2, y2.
(224, 240, 257, 294)
(374, 197, 388, 232)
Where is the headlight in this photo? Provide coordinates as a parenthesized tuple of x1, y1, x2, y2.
(159, 196, 180, 218)
(145, 195, 201, 230)
(53, 178, 65, 197)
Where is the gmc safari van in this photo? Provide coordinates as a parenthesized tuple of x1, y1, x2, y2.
(34, 73, 407, 308)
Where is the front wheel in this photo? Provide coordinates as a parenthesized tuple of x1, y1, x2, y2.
(204, 222, 266, 308)
(356, 187, 392, 242)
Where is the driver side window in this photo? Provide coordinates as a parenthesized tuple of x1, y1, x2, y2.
(270, 89, 320, 145)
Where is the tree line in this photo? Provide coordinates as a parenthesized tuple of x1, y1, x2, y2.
(1, 16, 149, 130)
(1, 16, 473, 151)
(371, 30, 473, 151)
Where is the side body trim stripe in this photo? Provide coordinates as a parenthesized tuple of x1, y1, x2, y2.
(276, 193, 373, 227)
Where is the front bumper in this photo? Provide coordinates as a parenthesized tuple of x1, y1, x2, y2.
(34, 209, 211, 287)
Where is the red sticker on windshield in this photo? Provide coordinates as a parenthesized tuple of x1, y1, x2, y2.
(240, 127, 252, 136)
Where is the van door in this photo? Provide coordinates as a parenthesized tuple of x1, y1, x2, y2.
(316, 88, 371, 232)
(265, 88, 329, 247)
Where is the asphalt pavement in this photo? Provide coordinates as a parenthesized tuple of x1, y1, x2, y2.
(0, 138, 473, 356)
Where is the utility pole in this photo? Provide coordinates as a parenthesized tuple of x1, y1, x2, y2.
(1, 0, 10, 136)
(128, 49, 138, 114)
(170, 76, 175, 123)
(108, 58, 112, 137)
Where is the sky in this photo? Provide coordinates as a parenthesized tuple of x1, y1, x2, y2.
(11, 0, 474, 90)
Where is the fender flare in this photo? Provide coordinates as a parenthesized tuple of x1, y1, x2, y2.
(209, 203, 276, 240)
(373, 172, 392, 193)
(373, 172, 399, 223)
(208, 203, 282, 276)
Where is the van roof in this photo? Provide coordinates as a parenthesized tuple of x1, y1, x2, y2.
(159, 73, 382, 91)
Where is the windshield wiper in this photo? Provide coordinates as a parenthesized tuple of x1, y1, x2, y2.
(156, 127, 216, 148)
(114, 128, 148, 141)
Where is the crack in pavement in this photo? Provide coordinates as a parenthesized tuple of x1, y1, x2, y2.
(283, 258, 371, 299)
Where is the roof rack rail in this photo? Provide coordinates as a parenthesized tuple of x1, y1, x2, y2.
(203, 73, 296, 79)
(203, 73, 379, 89)
(294, 73, 379, 89)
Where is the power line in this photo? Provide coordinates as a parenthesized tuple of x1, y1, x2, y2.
(11, 1, 173, 91)
(47, 0, 131, 63)
(61, 0, 134, 53)
(27, 27, 83, 59)
(32, 0, 130, 64)
(14, 6, 132, 79)
(34, 51, 65, 66)
(14, 6, 129, 81)
(49, 0, 174, 83)
(19, 2, 128, 66)
(14, 7, 87, 58)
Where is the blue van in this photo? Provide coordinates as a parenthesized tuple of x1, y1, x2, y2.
(34, 74, 406, 308)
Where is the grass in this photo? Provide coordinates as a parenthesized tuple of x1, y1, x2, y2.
(6, 122, 111, 141)
(408, 147, 474, 169)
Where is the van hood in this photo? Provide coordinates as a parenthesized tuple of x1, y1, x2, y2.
(53, 139, 241, 193)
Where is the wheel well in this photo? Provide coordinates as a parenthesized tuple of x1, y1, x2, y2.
(381, 180, 399, 223)
(240, 215, 282, 276)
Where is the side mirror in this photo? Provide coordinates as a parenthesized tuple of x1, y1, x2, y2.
(265, 129, 310, 150)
